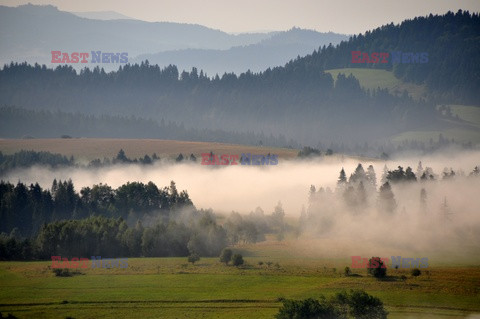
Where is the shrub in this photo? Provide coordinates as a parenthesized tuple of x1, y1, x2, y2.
(344, 266, 351, 276)
(367, 257, 387, 278)
(53, 268, 73, 277)
(232, 254, 244, 267)
(275, 297, 339, 319)
(411, 268, 421, 277)
(219, 248, 233, 265)
(276, 290, 388, 319)
(334, 289, 388, 319)
(188, 253, 200, 265)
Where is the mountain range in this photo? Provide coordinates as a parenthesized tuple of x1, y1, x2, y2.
(133, 28, 348, 75)
(0, 7, 478, 148)
(0, 4, 347, 74)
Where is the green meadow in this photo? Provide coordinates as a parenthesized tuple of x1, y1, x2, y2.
(1, 240, 479, 319)
(325, 68, 427, 100)
(326, 68, 480, 144)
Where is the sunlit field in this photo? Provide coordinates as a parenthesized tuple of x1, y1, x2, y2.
(1, 239, 479, 319)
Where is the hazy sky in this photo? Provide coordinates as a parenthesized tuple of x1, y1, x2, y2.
(1, 0, 479, 34)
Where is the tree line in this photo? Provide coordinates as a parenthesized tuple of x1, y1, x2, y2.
(300, 162, 480, 233)
(286, 10, 480, 103)
(0, 179, 289, 260)
(0, 106, 298, 148)
(0, 60, 441, 147)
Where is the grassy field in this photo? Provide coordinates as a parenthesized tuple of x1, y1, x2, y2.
(325, 68, 427, 100)
(1, 239, 479, 319)
(391, 104, 480, 144)
(324, 68, 480, 145)
(0, 138, 299, 162)
(449, 105, 480, 128)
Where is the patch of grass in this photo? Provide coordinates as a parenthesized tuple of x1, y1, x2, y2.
(449, 105, 480, 127)
(391, 128, 480, 144)
(325, 68, 427, 100)
(1, 241, 479, 318)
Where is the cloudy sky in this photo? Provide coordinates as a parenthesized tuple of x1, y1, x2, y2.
(1, 0, 479, 34)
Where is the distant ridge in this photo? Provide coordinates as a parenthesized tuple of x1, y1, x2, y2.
(71, 10, 134, 20)
(133, 28, 348, 75)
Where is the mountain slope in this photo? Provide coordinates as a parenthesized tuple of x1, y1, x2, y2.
(1, 11, 477, 146)
(133, 28, 348, 75)
(0, 4, 272, 65)
(285, 10, 480, 103)
(71, 10, 135, 20)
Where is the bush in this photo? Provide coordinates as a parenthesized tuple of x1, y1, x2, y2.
(187, 253, 200, 265)
(52, 268, 82, 277)
(335, 289, 388, 319)
(367, 257, 387, 278)
(232, 254, 244, 267)
(219, 248, 233, 265)
(275, 297, 339, 319)
(411, 268, 421, 277)
(344, 266, 351, 276)
(275, 290, 388, 319)
(53, 268, 73, 277)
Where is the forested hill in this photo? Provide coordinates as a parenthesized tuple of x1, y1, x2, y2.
(289, 10, 480, 103)
(2, 11, 477, 145)
(0, 62, 441, 145)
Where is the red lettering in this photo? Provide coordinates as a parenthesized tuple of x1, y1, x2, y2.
(220, 154, 229, 165)
(79, 52, 89, 63)
(361, 52, 370, 63)
(51, 51, 61, 63)
(229, 155, 239, 165)
(201, 153, 211, 165)
(380, 257, 389, 268)
(61, 257, 70, 268)
(369, 257, 380, 268)
(71, 52, 79, 63)
(51, 256, 61, 268)
(380, 53, 389, 63)
(80, 258, 89, 269)
(371, 52, 379, 63)
(70, 257, 79, 268)
(351, 256, 363, 268)
(61, 53, 71, 63)
(351, 51, 361, 63)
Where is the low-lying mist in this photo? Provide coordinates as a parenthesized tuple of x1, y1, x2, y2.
(3, 149, 480, 263)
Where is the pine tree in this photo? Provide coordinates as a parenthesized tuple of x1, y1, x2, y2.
(357, 181, 368, 208)
(350, 164, 366, 185)
(420, 188, 427, 214)
(366, 165, 377, 190)
(378, 182, 396, 213)
(380, 165, 389, 185)
(416, 161, 424, 178)
(337, 168, 347, 188)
